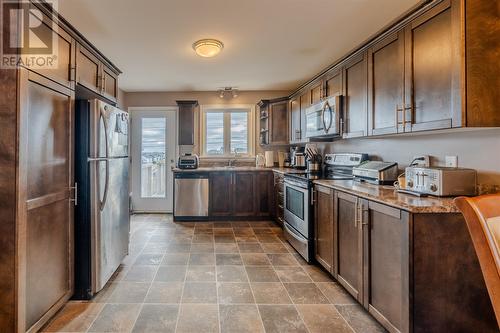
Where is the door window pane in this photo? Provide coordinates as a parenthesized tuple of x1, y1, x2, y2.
(141, 118, 166, 198)
(205, 112, 224, 155)
(230, 112, 248, 154)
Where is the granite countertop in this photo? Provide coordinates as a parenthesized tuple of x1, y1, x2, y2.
(172, 166, 306, 173)
(313, 179, 460, 214)
(172, 166, 275, 172)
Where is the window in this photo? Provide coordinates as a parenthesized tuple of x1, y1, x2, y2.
(201, 106, 254, 157)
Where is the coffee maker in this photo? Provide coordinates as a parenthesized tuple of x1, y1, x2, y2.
(290, 146, 306, 169)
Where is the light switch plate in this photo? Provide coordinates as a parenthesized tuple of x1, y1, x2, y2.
(445, 155, 458, 168)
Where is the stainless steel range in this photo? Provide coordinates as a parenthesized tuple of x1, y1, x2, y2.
(283, 153, 368, 262)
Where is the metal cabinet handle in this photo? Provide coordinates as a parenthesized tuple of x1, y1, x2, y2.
(70, 182, 78, 206)
(404, 104, 413, 124)
(311, 189, 316, 206)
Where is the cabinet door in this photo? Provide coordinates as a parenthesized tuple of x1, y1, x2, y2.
(368, 32, 404, 136)
(269, 100, 288, 145)
(363, 201, 409, 333)
(29, 7, 75, 90)
(314, 186, 334, 274)
(254, 172, 273, 217)
(334, 191, 363, 301)
(18, 70, 74, 331)
(177, 101, 198, 145)
(404, 0, 461, 132)
(76, 44, 101, 93)
(311, 82, 323, 105)
(289, 97, 301, 143)
(210, 173, 232, 216)
(233, 172, 255, 216)
(102, 66, 118, 102)
(325, 69, 342, 98)
(343, 53, 368, 138)
(299, 93, 309, 142)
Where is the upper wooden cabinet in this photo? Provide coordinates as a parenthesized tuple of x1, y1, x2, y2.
(342, 52, 368, 138)
(325, 68, 342, 98)
(289, 96, 301, 143)
(259, 97, 288, 146)
(24, 4, 75, 90)
(311, 81, 323, 105)
(76, 43, 120, 103)
(177, 100, 198, 146)
(404, 0, 460, 132)
(368, 31, 405, 136)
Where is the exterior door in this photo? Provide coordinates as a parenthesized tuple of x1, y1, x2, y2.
(131, 109, 177, 212)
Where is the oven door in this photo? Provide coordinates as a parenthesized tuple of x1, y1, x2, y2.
(283, 180, 309, 237)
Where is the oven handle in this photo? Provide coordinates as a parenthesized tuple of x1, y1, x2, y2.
(284, 223, 307, 242)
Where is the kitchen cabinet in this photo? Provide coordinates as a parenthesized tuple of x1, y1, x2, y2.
(334, 191, 363, 301)
(209, 173, 233, 216)
(255, 171, 274, 217)
(325, 68, 342, 98)
(368, 31, 405, 136)
(299, 92, 310, 141)
(289, 96, 301, 143)
(273, 172, 285, 226)
(363, 200, 409, 333)
(311, 81, 323, 105)
(209, 171, 273, 219)
(19, 69, 75, 332)
(314, 185, 334, 273)
(76, 44, 101, 94)
(403, 0, 460, 132)
(76, 43, 120, 103)
(342, 52, 368, 138)
(313, 186, 497, 333)
(269, 99, 289, 145)
(233, 172, 255, 216)
(177, 100, 199, 146)
(30, 7, 75, 90)
(258, 97, 288, 146)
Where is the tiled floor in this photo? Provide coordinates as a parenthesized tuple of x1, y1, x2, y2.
(43, 214, 386, 333)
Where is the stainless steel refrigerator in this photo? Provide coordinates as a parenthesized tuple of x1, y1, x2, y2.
(74, 99, 130, 299)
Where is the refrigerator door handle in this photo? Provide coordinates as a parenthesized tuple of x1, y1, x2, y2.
(100, 108, 110, 211)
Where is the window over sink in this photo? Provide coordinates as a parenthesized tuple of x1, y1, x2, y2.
(200, 105, 255, 158)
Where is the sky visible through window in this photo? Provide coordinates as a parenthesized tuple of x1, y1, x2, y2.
(205, 110, 249, 155)
(206, 112, 224, 155)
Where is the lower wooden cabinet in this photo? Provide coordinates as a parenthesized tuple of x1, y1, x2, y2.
(334, 191, 363, 302)
(313, 186, 497, 333)
(314, 185, 334, 273)
(363, 200, 409, 333)
(209, 171, 273, 218)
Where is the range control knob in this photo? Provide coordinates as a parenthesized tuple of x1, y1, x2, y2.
(407, 180, 414, 188)
(430, 184, 438, 192)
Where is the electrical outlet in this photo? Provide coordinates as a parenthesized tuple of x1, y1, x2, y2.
(445, 155, 458, 168)
(412, 155, 430, 167)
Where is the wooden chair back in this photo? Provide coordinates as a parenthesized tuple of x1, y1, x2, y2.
(454, 194, 500, 326)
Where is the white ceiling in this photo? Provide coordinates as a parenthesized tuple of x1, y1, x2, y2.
(58, 0, 420, 92)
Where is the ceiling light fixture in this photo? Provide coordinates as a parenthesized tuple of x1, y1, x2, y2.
(192, 39, 224, 58)
(218, 87, 239, 99)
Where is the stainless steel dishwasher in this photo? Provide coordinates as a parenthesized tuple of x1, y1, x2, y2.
(174, 172, 209, 220)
